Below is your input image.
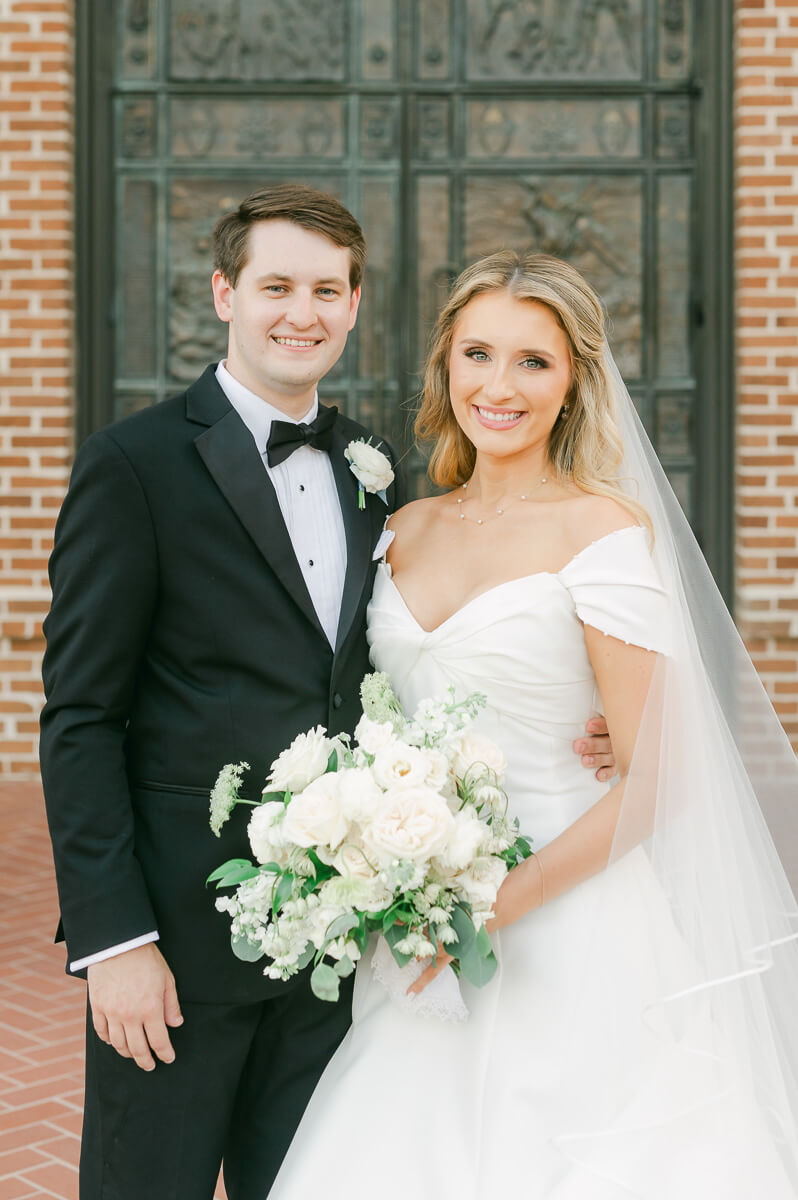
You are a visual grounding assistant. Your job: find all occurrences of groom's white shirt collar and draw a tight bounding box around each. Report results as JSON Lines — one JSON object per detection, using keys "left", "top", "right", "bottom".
{"left": 215, "top": 360, "right": 318, "bottom": 453}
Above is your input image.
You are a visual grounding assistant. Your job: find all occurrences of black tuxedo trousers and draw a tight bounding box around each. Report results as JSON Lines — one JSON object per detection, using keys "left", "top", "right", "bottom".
{"left": 40, "top": 365, "right": 400, "bottom": 1198}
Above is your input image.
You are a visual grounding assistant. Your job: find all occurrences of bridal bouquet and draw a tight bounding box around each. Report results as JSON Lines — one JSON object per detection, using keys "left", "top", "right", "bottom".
{"left": 208, "top": 673, "right": 531, "bottom": 1003}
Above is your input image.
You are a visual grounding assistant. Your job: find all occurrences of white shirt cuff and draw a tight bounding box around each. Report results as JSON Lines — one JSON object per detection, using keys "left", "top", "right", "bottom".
{"left": 70, "top": 931, "right": 160, "bottom": 972}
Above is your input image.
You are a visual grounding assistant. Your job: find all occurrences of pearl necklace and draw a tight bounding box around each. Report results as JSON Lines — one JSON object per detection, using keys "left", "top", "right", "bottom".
{"left": 456, "top": 477, "right": 549, "bottom": 525}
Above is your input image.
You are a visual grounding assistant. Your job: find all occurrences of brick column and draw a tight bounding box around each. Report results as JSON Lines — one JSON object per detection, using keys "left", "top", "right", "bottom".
{"left": 0, "top": 1, "right": 73, "bottom": 778}
{"left": 735, "top": 0, "right": 798, "bottom": 749}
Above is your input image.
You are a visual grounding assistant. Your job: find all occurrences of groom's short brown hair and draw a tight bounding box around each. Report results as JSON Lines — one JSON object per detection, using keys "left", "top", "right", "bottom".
{"left": 213, "top": 183, "right": 366, "bottom": 291}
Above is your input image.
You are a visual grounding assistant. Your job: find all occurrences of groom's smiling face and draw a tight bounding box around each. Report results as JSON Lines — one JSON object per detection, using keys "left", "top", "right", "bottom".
{"left": 212, "top": 219, "right": 361, "bottom": 416}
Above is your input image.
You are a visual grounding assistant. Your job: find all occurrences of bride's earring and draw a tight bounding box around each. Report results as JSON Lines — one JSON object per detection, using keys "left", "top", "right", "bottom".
{"left": 559, "top": 405, "right": 569, "bottom": 421}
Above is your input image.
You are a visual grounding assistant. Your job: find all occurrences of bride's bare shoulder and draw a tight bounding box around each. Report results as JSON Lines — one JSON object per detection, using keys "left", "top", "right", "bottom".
{"left": 557, "top": 493, "right": 641, "bottom": 559}
{"left": 387, "top": 494, "right": 447, "bottom": 537}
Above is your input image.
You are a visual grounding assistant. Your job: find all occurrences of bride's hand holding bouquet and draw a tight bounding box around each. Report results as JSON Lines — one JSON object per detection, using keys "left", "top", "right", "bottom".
{"left": 208, "top": 673, "right": 531, "bottom": 1005}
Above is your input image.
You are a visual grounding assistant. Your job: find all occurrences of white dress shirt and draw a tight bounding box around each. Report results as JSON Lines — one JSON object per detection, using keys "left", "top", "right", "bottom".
{"left": 215, "top": 361, "right": 347, "bottom": 645}
{"left": 70, "top": 361, "right": 349, "bottom": 972}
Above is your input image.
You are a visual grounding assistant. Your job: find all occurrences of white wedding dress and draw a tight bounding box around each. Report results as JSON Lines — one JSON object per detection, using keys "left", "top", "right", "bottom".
{"left": 268, "top": 527, "right": 797, "bottom": 1199}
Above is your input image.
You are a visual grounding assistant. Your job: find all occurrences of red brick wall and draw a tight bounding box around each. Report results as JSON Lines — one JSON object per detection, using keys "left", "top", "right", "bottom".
{"left": 1, "top": 3, "right": 798, "bottom": 775}
{"left": 735, "top": 0, "right": 798, "bottom": 749}
{"left": 0, "top": 1, "right": 73, "bottom": 778}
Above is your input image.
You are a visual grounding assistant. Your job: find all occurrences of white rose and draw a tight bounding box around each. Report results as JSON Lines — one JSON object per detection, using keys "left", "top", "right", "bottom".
{"left": 282, "top": 773, "right": 349, "bottom": 850}
{"left": 372, "top": 742, "right": 431, "bottom": 790}
{"left": 354, "top": 715, "right": 397, "bottom": 756}
{"left": 247, "top": 800, "right": 290, "bottom": 865}
{"left": 420, "top": 747, "right": 453, "bottom": 792}
{"left": 455, "top": 855, "right": 508, "bottom": 911}
{"left": 450, "top": 732, "right": 507, "bottom": 785}
{"left": 337, "top": 767, "right": 383, "bottom": 824}
{"left": 345, "top": 440, "right": 395, "bottom": 492}
{"left": 268, "top": 725, "right": 332, "bottom": 794}
{"left": 435, "top": 807, "right": 485, "bottom": 872}
{"left": 363, "top": 785, "right": 454, "bottom": 864}
{"left": 333, "top": 840, "right": 378, "bottom": 879}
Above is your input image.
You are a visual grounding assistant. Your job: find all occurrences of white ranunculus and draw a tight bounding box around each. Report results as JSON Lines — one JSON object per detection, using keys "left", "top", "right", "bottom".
{"left": 372, "top": 742, "right": 432, "bottom": 791}
{"left": 450, "top": 732, "right": 507, "bottom": 785}
{"left": 435, "top": 807, "right": 485, "bottom": 872}
{"left": 267, "top": 725, "right": 332, "bottom": 794}
{"left": 247, "top": 800, "right": 290, "bottom": 865}
{"left": 363, "top": 785, "right": 454, "bottom": 864}
{"left": 455, "top": 855, "right": 508, "bottom": 911}
{"left": 333, "top": 840, "right": 378, "bottom": 880}
{"left": 345, "top": 439, "right": 395, "bottom": 492}
{"left": 282, "top": 773, "right": 349, "bottom": 850}
{"left": 336, "top": 767, "right": 383, "bottom": 825}
{"left": 354, "top": 715, "right": 397, "bottom": 756}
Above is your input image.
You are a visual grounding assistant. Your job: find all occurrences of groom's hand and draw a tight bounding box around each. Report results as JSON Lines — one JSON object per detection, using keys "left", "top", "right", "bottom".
{"left": 87, "top": 943, "right": 183, "bottom": 1072}
{"left": 573, "top": 716, "right": 616, "bottom": 782}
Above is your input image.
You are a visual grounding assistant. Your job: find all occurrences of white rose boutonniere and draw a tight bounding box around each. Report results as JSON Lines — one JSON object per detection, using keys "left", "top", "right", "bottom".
{"left": 344, "top": 438, "right": 395, "bottom": 510}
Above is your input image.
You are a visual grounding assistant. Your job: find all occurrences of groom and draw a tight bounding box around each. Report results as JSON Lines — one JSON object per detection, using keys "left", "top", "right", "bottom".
{"left": 40, "top": 183, "right": 616, "bottom": 1199}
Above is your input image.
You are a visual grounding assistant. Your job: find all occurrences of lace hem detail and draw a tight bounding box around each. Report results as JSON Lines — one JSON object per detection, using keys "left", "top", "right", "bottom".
{"left": 371, "top": 935, "right": 469, "bottom": 1022}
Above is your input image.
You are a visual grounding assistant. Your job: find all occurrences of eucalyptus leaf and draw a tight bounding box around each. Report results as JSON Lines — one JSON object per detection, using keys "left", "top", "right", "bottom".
{"left": 475, "top": 922, "right": 493, "bottom": 957}
{"left": 334, "top": 955, "right": 355, "bottom": 978}
{"left": 353, "top": 915, "right": 369, "bottom": 953}
{"left": 231, "top": 934, "right": 264, "bottom": 963}
{"left": 297, "top": 941, "right": 316, "bottom": 969}
{"left": 217, "top": 864, "right": 260, "bottom": 888}
{"left": 325, "top": 911, "right": 359, "bottom": 941}
{"left": 206, "top": 858, "right": 251, "bottom": 886}
{"left": 516, "top": 836, "right": 533, "bottom": 859}
{"left": 457, "top": 944, "right": 498, "bottom": 988}
{"left": 383, "top": 923, "right": 413, "bottom": 968}
{"left": 310, "top": 962, "right": 340, "bottom": 1003}
{"left": 326, "top": 748, "right": 338, "bottom": 773}
{"left": 450, "top": 903, "right": 477, "bottom": 957}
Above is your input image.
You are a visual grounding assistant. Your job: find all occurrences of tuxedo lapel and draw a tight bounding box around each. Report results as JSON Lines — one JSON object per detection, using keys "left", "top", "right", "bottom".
{"left": 328, "top": 419, "right": 377, "bottom": 655}
{"left": 188, "top": 369, "right": 326, "bottom": 640}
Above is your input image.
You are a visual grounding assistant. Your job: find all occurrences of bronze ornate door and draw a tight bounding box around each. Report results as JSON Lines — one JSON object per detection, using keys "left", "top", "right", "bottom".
{"left": 78, "top": 0, "right": 733, "bottom": 590}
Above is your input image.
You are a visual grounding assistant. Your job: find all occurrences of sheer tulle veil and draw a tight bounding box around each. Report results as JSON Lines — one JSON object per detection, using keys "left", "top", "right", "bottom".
{"left": 561, "top": 349, "right": 798, "bottom": 1186}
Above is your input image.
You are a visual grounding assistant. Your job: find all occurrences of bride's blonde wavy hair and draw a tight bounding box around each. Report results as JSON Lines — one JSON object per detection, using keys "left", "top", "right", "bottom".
{"left": 415, "top": 251, "right": 650, "bottom": 529}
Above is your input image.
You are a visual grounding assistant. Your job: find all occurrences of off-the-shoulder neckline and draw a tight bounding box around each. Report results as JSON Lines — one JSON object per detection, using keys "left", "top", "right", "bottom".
{"left": 379, "top": 525, "right": 645, "bottom": 635}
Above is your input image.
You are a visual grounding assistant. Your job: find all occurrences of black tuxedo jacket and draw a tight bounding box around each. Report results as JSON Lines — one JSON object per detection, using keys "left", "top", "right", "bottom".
{"left": 40, "top": 365, "right": 402, "bottom": 1004}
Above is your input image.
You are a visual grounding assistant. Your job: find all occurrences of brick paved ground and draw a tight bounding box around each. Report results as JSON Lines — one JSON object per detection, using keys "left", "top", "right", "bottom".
{"left": 0, "top": 782, "right": 227, "bottom": 1200}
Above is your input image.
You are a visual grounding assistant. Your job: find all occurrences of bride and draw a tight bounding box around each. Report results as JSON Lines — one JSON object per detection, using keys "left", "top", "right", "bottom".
{"left": 268, "top": 254, "right": 798, "bottom": 1197}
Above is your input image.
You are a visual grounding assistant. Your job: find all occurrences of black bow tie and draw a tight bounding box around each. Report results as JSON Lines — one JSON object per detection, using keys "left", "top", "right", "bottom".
{"left": 266, "top": 405, "right": 338, "bottom": 467}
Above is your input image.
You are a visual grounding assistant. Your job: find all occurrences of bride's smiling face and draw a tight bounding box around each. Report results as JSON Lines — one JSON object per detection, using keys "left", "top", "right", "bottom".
{"left": 448, "top": 290, "right": 572, "bottom": 462}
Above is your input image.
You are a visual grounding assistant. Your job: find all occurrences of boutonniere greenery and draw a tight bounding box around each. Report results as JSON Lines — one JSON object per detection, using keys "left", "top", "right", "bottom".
{"left": 344, "top": 439, "right": 395, "bottom": 510}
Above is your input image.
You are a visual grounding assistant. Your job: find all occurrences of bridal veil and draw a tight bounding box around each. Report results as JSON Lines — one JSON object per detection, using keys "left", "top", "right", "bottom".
{"left": 558, "top": 350, "right": 798, "bottom": 1187}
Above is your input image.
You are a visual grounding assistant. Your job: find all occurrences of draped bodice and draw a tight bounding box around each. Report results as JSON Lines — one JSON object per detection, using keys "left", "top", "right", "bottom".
{"left": 367, "top": 526, "right": 669, "bottom": 846}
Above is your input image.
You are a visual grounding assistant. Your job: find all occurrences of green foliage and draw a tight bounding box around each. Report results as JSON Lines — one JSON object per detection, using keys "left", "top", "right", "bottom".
{"left": 310, "top": 962, "right": 341, "bottom": 1002}
{"left": 272, "top": 872, "right": 294, "bottom": 913}
{"left": 231, "top": 934, "right": 264, "bottom": 963}
{"left": 325, "top": 911, "right": 360, "bottom": 941}
{"left": 383, "top": 922, "right": 413, "bottom": 968}
{"left": 206, "top": 859, "right": 259, "bottom": 889}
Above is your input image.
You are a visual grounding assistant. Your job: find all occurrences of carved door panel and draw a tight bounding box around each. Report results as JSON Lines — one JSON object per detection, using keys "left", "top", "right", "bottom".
{"left": 101, "top": 0, "right": 725, "bottom": 565}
